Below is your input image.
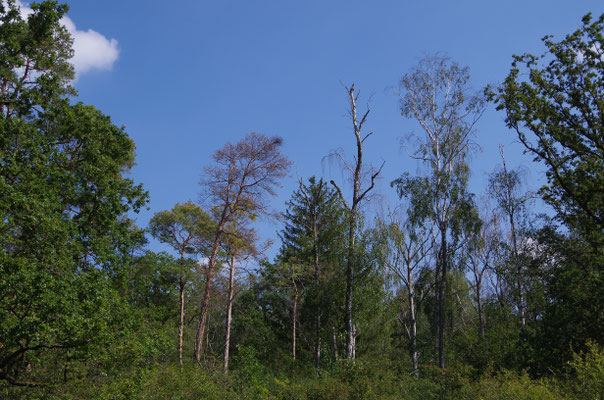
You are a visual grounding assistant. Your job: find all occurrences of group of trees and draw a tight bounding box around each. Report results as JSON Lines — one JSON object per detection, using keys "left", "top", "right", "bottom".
{"left": 1, "top": 2, "right": 602, "bottom": 398}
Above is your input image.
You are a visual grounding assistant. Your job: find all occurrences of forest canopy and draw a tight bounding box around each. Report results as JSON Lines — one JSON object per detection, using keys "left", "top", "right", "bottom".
{"left": 1, "top": 2, "right": 602, "bottom": 399}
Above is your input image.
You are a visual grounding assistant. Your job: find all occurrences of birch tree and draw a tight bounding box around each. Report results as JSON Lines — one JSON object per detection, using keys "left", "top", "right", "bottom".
{"left": 488, "top": 146, "right": 532, "bottom": 332}
{"left": 461, "top": 205, "right": 499, "bottom": 339}
{"left": 393, "top": 56, "right": 485, "bottom": 368}
{"left": 381, "top": 209, "right": 433, "bottom": 376}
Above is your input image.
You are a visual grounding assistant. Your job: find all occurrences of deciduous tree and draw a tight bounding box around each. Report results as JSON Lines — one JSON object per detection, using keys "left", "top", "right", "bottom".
{"left": 149, "top": 202, "right": 214, "bottom": 367}
{"left": 490, "top": 13, "right": 604, "bottom": 243}
{"left": 394, "top": 56, "right": 485, "bottom": 368}
{"left": 194, "top": 132, "right": 291, "bottom": 364}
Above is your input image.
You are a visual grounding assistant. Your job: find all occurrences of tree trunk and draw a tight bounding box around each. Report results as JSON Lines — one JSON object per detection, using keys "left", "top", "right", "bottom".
{"left": 407, "top": 271, "right": 418, "bottom": 377}
{"left": 501, "top": 147, "right": 526, "bottom": 333}
{"left": 178, "top": 248, "right": 186, "bottom": 368}
{"left": 331, "top": 84, "right": 382, "bottom": 361}
{"left": 438, "top": 227, "right": 447, "bottom": 369}
{"left": 510, "top": 213, "right": 526, "bottom": 332}
{"left": 223, "top": 255, "right": 236, "bottom": 374}
{"left": 332, "top": 326, "right": 339, "bottom": 362}
{"left": 194, "top": 234, "right": 222, "bottom": 364}
{"left": 433, "top": 261, "right": 440, "bottom": 365}
{"left": 292, "top": 286, "right": 298, "bottom": 360}
{"left": 476, "top": 279, "right": 484, "bottom": 339}
{"left": 313, "top": 219, "right": 321, "bottom": 369}
{"left": 345, "top": 211, "right": 356, "bottom": 359}
{"left": 178, "top": 276, "right": 185, "bottom": 367}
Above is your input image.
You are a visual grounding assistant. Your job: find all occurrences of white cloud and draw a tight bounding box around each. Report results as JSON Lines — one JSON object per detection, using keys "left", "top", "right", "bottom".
{"left": 61, "top": 17, "right": 119, "bottom": 77}
{"left": 14, "top": 1, "right": 119, "bottom": 78}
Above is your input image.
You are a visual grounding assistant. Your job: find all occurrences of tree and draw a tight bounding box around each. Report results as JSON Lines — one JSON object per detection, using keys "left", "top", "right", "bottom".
{"left": 460, "top": 204, "right": 498, "bottom": 340}
{"left": 279, "top": 176, "right": 343, "bottom": 367}
{"left": 220, "top": 213, "right": 261, "bottom": 374}
{"left": 0, "top": 1, "right": 148, "bottom": 386}
{"left": 380, "top": 208, "right": 433, "bottom": 376}
{"left": 149, "top": 202, "right": 214, "bottom": 367}
{"left": 0, "top": 0, "right": 75, "bottom": 119}
{"left": 194, "top": 132, "right": 291, "bottom": 364}
{"left": 490, "top": 14, "right": 604, "bottom": 374}
{"left": 330, "top": 84, "right": 384, "bottom": 359}
{"left": 393, "top": 56, "right": 485, "bottom": 368}
{"left": 490, "top": 13, "right": 604, "bottom": 243}
{"left": 488, "top": 146, "right": 533, "bottom": 332}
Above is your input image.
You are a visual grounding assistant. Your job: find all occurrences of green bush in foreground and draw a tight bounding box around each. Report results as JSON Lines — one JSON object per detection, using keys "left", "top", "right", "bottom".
{"left": 0, "top": 360, "right": 571, "bottom": 400}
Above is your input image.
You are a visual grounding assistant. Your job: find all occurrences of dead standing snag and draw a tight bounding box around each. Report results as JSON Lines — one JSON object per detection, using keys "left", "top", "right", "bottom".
{"left": 194, "top": 132, "right": 291, "bottom": 364}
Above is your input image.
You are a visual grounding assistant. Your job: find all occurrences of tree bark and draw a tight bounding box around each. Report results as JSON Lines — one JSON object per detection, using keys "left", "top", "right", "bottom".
{"left": 476, "top": 278, "right": 485, "bottom": 339}
{"left": 313, "top": 228, "right": 321, "bottom": 369}
{"left": 331, "top": 84, "right": 383, "bottom": 360}
{"left": 223, "top": 255, "right": 236, "bottom": 373}
{"left": 292, "top": 284, "right": 298, "bottom": 360}
{"left": 433, "top": 261, "right": 440, "bottom": 365}
{"left": 500, "top": 146, "right": 526, "bottom": 332}
{"left": 438, "top": 227, "right": 447, "bottom": 369}
{"left": 407, "top": 270, "right": 418, "bottom": 377}
{"left": 345, "top": 212, "right": 356, "bottom": 360}
{"left": 178, "top": 277, "right": 185, "bottom": 367}
{"left": 178, "top": 248, "right": 186, "bottom": 368}
{"left": 332, "top": 326, "right": 339, "bottom": 362}
{"left": 194, "top": 232, "right": 222, "bottom": 364}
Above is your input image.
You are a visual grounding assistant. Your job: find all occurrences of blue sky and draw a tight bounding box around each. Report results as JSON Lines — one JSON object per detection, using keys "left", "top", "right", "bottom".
{"left": 36, "top": 0, "right": 602, "bottom": 259}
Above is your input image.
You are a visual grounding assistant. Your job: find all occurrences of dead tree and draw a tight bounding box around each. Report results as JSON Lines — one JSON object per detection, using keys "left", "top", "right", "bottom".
{"left": 330, "top": 84, "right": 384, "bottom": 360}
{"left": 194, "top": 132, "right": 291, "bottom": 364}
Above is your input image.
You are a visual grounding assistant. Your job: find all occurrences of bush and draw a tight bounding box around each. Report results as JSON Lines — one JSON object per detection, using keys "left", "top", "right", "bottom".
{"left": 565, "top": 341, "right": 604, "bottom": 400}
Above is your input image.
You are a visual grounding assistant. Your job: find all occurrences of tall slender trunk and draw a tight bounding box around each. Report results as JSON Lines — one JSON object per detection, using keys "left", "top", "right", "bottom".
{"left": 438, "top": 227, "right": 447, "bottom": 369}
{"left": 223, "top": 254, "right": 236, "bottom": 373}
{"left": 345, "top": 211, "right": 356, "bottom": 359}
{"left": 332, "top": 326, "right": 339, "bottom": 362}
{"left": 476, "top": 278, "right": 484, "bottom": 339}
{"left": 501, "top": 147, "right": 526, "bottom": 332}
{"left": 510, "top": 213, "right": 526, "bottom": 332}
{"left": 194, "top": 233, "right": 222, "bottom": 364}
{"left": 292, "top": 284, "right": 298, "bottom": 360}
{"left": 433, "top": 261, "right": 440, "bottom": 365}
{"left": 313, "top": 219, "right": 321, "bottom": 369}
{"left": 178, "top": 248, "right": 186, "bottom": 368}
{"left": 407, "top": 270, "right": 418, "bottom": 377}
{"left": 178, "top": 277, "right": 185, "bottom": 367}
{"left": 331, "top": 84, "right": 382, "bottom": 361}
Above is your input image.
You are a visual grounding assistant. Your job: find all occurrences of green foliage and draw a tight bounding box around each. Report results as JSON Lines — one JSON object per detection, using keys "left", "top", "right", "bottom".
{"left": 490, "top": 13, "right": 604, "bottom": 242}
{"left": 565, "top": 341, "right": 604, "bottom": 400}
{"left": 0, "top": 0, "right": 148, "bottom": 387}
{"left": 0, "top": 0, "right": 75, "bottom": 118}
{"left": 149, "top": 202, "right": 215, "bottom": 259}
{"left": 1, "top": 4, "right": 601, "bottom": 398}
{"left": 524, "top": 225, "right": 604, "bottom": 374}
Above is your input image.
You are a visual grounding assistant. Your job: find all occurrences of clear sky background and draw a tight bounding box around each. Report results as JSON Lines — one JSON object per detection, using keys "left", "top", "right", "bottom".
{"left": 28, "top": 0, "right": 603, "bottom": 259}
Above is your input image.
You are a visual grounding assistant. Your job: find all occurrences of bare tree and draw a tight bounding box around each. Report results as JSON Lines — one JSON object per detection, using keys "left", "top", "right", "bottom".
{"left": 194, "top": 132, "right": 291, "bottom": 364}
{"left": 330, "top": 84, "right": 384, "bottom": 359}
